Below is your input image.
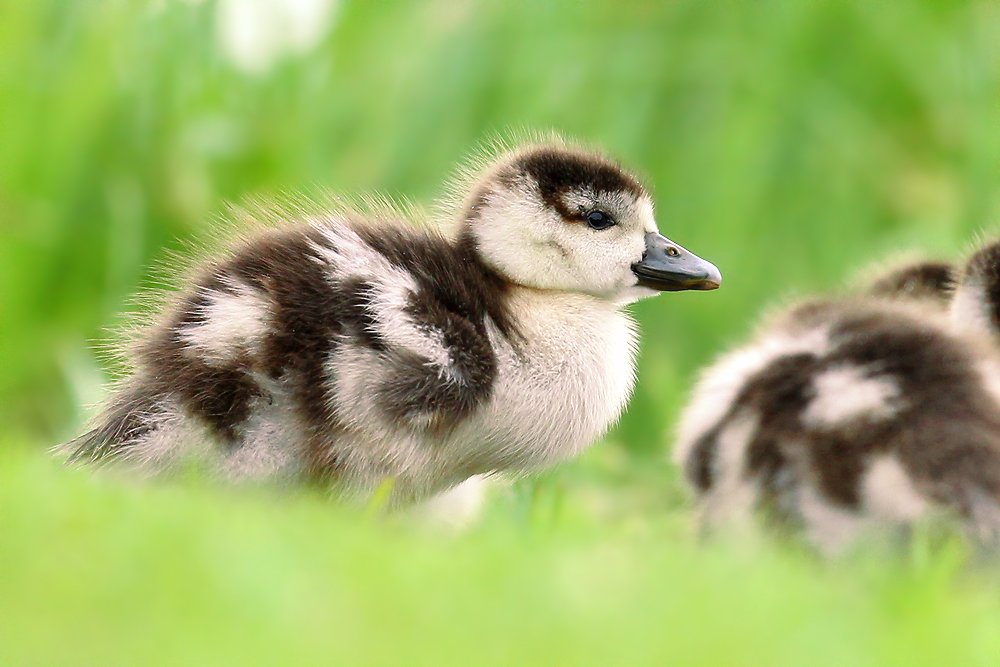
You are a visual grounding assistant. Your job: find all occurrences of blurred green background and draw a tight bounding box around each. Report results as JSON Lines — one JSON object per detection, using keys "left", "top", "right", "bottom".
{"left": 4, "top": 1, "right": 1000, "bottom": 665}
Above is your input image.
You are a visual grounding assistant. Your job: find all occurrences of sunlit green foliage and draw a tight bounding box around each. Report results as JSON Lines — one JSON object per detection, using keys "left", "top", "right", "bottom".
{"left": 3, "top": 1, "right": 1000, "bottom": 664}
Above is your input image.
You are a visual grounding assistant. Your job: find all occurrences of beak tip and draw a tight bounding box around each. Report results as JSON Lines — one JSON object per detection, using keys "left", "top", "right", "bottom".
{"left": 702, "top": 264, "right": 723, "bottom": 290}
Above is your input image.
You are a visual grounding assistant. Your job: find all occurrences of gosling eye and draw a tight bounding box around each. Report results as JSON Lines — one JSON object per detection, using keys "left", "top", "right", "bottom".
{"left": 585, "top": 210, "right": 616, "bottom": 230}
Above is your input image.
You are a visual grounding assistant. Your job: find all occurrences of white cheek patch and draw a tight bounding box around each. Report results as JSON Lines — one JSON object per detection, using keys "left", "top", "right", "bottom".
{"left": 572, "top": 230, "right": 646, "bottom": 298}
{"left": 800, "top": 365, "right": 902, "bottom": 429}
{"left": 549, "top": 189, "right": 652, "bottom": 298}
{"left": 472, "top": 180, "right": 569, "bottom": 289}
{"left": 179, "top": 281, "right": 271, "bottom": 364}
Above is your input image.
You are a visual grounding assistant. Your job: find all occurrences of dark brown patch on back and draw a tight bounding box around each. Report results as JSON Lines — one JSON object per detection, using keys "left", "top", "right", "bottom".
{"left": 70, "top": 215, "right": 520, "bottom": 481}
{"left": 125, "top": 226, "right": 340, "bottom": 450}
{"left": 168, "top": 352, "right": 262, "bottom": 444}
{"left": 339, "top": 277, "right": 388, "bottom": 352}
{"left": 139, "top": 301, "right": 264, "bottom": 445}
{"left": 869, "top": 261, "right": 955, "bottom": 303}
{"left": 354, "top": 223, "right": 517, "bottom": 428}
{"left": 685, "top": 353, "right": 819, "bottom": 494}
{"left": 226, "top": 227, "right": 345, "bottom": 434}
{"left": 356, "top": 223, "right": 519, "bottom": 342}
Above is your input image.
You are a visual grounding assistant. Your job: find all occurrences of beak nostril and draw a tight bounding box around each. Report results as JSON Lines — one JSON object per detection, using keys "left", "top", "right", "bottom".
{"left": 666, "top": 246, "right": 680, "bottom": 257}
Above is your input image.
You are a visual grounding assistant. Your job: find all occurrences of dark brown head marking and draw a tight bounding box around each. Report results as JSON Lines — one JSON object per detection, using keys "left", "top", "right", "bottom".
{"left": 512, "top": 147, "right": 645, "bottom": 222}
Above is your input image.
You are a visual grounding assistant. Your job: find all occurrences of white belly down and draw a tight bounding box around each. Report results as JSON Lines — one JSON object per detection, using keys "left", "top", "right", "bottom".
{"left": 433, "top": 291, "right": 639, "bottom": 487}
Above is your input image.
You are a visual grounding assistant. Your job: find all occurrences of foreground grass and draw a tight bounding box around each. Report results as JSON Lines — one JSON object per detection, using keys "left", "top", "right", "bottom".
{"left": 3, "top": 444, "right": 1000, "bottom": 666}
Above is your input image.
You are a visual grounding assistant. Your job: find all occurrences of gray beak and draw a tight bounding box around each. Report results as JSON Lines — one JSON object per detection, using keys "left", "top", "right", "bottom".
{"left": 631, "top": 232, "right": 722, "bottom": 292}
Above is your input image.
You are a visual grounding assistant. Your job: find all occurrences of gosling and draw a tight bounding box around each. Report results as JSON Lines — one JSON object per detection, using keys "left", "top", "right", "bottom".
{"left": 67, "top": 140, "right": 721, "bottom": 506}
{"left": 674, "top": 251, "right": 1000, "bottom": 554}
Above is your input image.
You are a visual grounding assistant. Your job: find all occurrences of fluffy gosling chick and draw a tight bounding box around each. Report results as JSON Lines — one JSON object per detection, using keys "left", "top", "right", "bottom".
{"left": 675, "top": 255, "right": 1000, "bottom": 554}
{"left": 68, "top": 142, "right": 721, "bottom": 505}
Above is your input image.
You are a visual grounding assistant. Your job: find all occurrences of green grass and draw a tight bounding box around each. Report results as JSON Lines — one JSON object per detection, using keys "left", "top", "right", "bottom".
{"left": 5, "top": 0, "right": 1000, "bottom": 663}
{"left": 3, "top": 444, "right": 1000, "bottom": 666}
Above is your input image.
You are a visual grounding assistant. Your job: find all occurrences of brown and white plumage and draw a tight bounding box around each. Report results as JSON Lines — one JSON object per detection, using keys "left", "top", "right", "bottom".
{"left": 66, "top": 139, "right": 721, "bottom": 506}
{"left": 675, "top": 248, "right": 1000, "bottom": 554}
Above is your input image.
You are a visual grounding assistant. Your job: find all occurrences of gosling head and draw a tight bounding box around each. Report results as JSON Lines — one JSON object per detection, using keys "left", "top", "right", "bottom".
{"left": 460, "top": 144, "right": 721, "bottom": 302}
